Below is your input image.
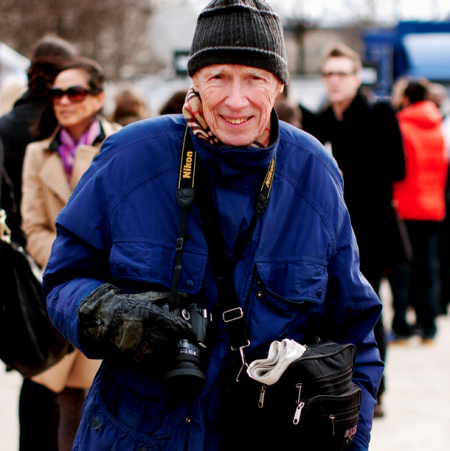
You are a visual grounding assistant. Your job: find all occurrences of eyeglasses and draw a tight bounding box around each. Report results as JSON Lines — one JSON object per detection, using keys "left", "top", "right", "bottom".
{"left": 322, "top": 71, "right": 356, "bottom": 79}
{"left": 49, "top": 86, "right": 92, "bottom": 103}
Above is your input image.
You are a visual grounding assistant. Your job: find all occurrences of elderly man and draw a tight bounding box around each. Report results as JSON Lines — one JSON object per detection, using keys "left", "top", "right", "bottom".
{"left": 43, "top": 1, "right": 382, "bottom": 450}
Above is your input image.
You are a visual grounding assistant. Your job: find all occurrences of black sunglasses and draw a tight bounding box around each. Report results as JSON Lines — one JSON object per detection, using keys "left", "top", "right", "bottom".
{"left": 49, "top": 86, "right": 92, "bottom": 103}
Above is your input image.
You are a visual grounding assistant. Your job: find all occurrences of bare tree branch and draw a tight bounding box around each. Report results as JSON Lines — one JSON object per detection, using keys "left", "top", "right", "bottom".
{"left": 0, "top": 0, "right": 156, "bottom": 80}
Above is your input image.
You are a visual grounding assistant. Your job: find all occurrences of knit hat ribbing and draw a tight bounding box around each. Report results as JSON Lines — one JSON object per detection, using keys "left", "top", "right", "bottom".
{"left": 187, "top": 0, "right": 289, "bottom": 84}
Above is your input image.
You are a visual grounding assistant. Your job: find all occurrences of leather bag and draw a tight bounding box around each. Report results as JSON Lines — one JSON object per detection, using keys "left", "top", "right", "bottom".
{"left": 0, "top": 209, "right": 71, "bottom": 377}
{"left": 219, "top": 341, "right": 361, "bottom": 451}
{"left": 258, "top": 341, "right": 361, "bottom": 450}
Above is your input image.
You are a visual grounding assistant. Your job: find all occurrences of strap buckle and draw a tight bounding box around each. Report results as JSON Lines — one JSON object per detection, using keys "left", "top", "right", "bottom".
{"left": 222, "top": 307, "right": 243, "bottom": 323}
{"left": 175, "top": 238, "right": 184, "bottom": 251}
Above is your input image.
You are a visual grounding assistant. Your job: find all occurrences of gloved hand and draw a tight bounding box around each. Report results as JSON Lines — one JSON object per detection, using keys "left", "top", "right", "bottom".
{"left": 78, "top": 283, "right": 192, "bottom": 361}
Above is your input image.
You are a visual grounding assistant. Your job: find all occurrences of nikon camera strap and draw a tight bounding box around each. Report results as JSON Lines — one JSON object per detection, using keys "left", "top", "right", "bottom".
{"left": 170, "top": 126, "right": 276, "bottom": 376}
{"left": 167, "top": 127, "right": 197, "bottom": 310}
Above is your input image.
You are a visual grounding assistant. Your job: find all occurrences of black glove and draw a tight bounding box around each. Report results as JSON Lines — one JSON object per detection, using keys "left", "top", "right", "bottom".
{"left": 78, "top": 283, "right": 192, "bottom": 361}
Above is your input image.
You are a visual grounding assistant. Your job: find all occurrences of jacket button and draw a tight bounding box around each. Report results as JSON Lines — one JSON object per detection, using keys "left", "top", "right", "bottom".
{"left": 90, "top": 415, "right": 102, "bottom": 432}
{"left": 117, "top": 264, "right": 126, "bottom": 273}
{"left": 256, "top": 291, "right": 264, "bottom": 299}
{"left": 193, "top": 418, "right": 200, "bottom": 427}
{"left": 186, "top": 280, "right": 194, "bottom": 289}
{"left": 186, "top": 417, "right": 191, "bottom": 424}
{"left": 316, "top": 289, "right": 323, "bottom": 298}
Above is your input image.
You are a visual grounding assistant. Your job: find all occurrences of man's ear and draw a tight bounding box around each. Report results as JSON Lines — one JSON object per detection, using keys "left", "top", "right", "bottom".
{"left": 192, "top": 74, "right": 199, "bottom": 91}
{"left": 279, "top": 84, "right": 284, "bottom": 94}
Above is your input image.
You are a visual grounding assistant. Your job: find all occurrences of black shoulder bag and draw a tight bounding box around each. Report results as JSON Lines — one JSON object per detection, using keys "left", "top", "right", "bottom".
{"left": 0, "top": 210, "right": 71, "bottom": 377}
{"left": 175, "top": 128, "right": 362, "bottom": 451}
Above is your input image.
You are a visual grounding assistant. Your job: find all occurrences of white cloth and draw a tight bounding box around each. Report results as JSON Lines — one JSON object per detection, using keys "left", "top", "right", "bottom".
{"left": 247, "top": 339, "right": 307, "bottom": 386}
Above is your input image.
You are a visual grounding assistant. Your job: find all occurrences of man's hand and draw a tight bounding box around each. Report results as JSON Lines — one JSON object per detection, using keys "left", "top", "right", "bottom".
{"left": 78, "top": 284, "right": 192, "bottom": 361}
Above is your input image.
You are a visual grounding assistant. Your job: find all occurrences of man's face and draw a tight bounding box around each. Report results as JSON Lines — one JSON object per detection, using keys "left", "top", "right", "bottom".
{"left": 321, "top": 57, "right": 360, "bottom": 104}
{"left": 192, "top": 64, "right": 284, "bottom": 147}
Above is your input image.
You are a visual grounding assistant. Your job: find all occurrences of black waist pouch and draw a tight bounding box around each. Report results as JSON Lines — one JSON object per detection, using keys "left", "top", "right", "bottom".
{"left": 217, "top": 341, "right": 361, "bottom": 451}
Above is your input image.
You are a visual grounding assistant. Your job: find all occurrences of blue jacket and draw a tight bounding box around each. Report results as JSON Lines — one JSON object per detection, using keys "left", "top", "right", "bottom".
{"left": 43, "top": 113, "right": 383, "bottom": 451}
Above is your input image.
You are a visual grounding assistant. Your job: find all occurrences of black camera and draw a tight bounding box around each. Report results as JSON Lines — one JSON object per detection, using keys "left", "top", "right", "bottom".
{"left": 162, "top": 302, "right": 210, "bottom": 394}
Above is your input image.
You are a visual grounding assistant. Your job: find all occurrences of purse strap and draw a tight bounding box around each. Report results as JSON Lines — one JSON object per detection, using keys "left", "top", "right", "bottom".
{"left": 170, "top": 127, "right": 276, "bottom": 378}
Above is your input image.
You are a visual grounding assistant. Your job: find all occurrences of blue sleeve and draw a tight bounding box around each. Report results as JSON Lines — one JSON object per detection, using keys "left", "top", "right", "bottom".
{"left": 326, "top": 215, "right": 384, "bottom": 449}
{"left": 42, "top": 143, "right": 115, "bottom": 358}
{"left": 43, "top": 226, "right": 108, "bottom": 359}
{"left": 347, "top": 434, "right": 369, "bottom": 451}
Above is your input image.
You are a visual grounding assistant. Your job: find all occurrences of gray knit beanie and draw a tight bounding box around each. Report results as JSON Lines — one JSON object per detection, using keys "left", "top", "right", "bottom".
{"left": 187, "top": 0, "right": 289, "bottom": 84}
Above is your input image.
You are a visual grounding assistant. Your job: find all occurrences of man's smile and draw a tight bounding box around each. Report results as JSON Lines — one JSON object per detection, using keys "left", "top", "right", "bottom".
{"left": 222, "top": 116, "right": 250, "bottom": 125}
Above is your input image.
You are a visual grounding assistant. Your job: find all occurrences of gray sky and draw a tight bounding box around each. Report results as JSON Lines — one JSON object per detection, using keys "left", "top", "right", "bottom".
{"left": 191, "top": 0, "right": 450, "bottom": 24}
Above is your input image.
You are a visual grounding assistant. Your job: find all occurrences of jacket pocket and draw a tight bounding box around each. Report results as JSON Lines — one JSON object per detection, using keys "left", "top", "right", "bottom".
{"left": 256, "top": 258, "right": 328, "bottom": 303}
{"left": 109, "top": 240, "right": 208, "bottom": 295}
{"left": 76, "top": 395, "right": 168, "bottom": 451}
{"left": 247, "top": 259, "right": 328, "bottom": 347}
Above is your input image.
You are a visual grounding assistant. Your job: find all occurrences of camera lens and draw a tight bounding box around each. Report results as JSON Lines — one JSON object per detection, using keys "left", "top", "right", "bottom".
{"left": 162, "top": 339, "right": 206, "bottom": 395}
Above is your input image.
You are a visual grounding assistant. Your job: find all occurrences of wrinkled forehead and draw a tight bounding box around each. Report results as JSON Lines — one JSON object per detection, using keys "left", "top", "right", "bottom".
{"left": 194, "top": 64, "right": 279, "bottom": 80}
{"left": 322, "top": 57, "right": 356, "bottom": 74}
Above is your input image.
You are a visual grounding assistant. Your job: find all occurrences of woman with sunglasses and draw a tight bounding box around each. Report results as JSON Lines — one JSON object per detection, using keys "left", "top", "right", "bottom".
{"left": 20, "top": 56, "right": 120, "bottom": 451}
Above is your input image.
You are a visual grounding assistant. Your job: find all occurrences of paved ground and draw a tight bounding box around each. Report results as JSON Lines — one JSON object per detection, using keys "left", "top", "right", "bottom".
{"left": 1, "top": 280, "right": 449, "bottom": 450}
{"left": 370, "top": 281, "right": 450, "bottom": 451}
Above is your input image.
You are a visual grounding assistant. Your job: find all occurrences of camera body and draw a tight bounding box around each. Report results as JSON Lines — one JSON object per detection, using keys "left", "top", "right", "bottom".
{"left": 162, "top": 302, "right": 211, "bottom": 394}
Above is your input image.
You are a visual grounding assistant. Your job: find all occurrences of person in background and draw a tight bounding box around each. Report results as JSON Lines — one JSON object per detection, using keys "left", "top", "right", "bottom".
{"left": 0, "top": 34, "right": 76, "bottom": 451}
{"left": 0, "top": 137, "right": 22, "bottom": 242}
{"left": 0, "top": 35, "right": 77, "bottom": 227}
{"left": 274, "top": 83, "right": 302, "bottom": 127}
{"left": 391, "top": 77, "right": 411, "bottom": 112}
{"left": 159, "top": 89, "right": 188, "bottom": 115}
{"left": 299, "top": 43, "right": 406, "bottom": 418}
{"left": 110, "top": 85, "right": 148, "bottom": 126}
{"left": 20, "top": 56, "right": 120, "bottom": 451}
{"left": 0, "top": 75, "right": 27, "bottom": 117}
{"left": 392, "top": 81, "right": 448, "bottom": 341}
{"left": 428, "top": 83, "right": 450, "bottom": 315}
{"left": 275, "top": 101, "right": 302, "bottom": 128}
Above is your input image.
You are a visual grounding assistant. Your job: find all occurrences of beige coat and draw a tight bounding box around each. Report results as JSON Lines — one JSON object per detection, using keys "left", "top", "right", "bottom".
{"left": 21, "top": 118, "right": 121, "bottom": 392}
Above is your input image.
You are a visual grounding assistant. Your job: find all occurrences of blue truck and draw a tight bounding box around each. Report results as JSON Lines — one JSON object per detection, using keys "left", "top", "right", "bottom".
{"left": 363, "top": 21, "right": 450, "bottom": 94}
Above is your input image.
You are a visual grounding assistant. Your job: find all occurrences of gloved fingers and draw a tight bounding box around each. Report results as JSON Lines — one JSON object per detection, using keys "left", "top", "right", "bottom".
{"left": 133, "top": 304, "right": 192, "bottom": 339}
{"left": 115, "top": 305, "right": 192, "bottom": 361}
{"left": 121, "top": 291, "right": 170, "bottom": 303}
{"left": 115, "top": 316, "right": 148, "bottom": 361}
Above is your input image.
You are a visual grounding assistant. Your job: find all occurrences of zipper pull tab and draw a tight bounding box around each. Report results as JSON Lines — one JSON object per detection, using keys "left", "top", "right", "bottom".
{"left": 296, "top": 383, "right": 302, "bottom": 405}
{"left": 293, "top": 383, "right": 304, "bottom": 425}
{"left": 258, "top": 385, "right": 266, "bottom": 409}
{"left": 293, "top": 402, "right": 305, "bottom": 425}
{"left": 330, "top": 414, "right": 336, "bottom": 436}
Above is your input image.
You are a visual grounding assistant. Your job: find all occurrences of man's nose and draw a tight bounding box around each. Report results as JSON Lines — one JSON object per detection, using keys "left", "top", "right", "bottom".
{"left": 224, "top": 81, "right": 249, "bottom": 110}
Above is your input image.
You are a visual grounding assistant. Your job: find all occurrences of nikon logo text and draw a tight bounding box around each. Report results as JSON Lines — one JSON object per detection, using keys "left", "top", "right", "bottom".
{"left": 183, "top": 151, "right": 194, "bottom": 178}
{"left": 265, "top": 160, "right": 275, "bottom": 188}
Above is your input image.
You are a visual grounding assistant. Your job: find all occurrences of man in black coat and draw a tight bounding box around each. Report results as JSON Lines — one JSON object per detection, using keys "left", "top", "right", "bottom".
{"left": 0, "top": 93, "right": 48, "bottom": 219}
{"left": 300, "top": 43, "right": 406, "bottom": 417}
{"left": 0, "top": 35, "right": 76, "bottom": 451}
{"left": 0, "top": 137, "right": 21, "bottom": 241}
{"left": 0, "top": 35, "right": 76, "bottom": 225}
